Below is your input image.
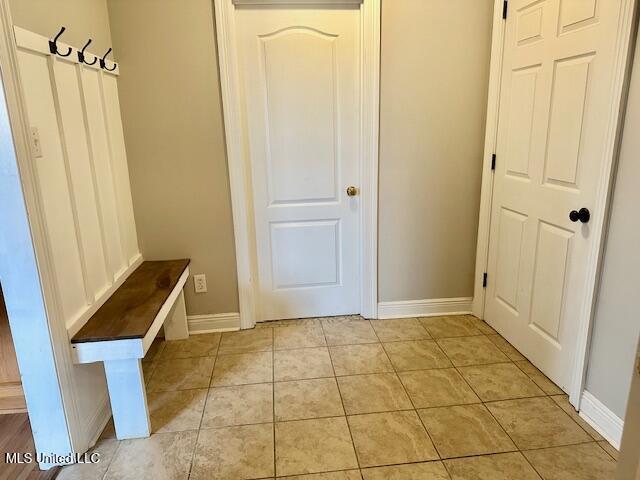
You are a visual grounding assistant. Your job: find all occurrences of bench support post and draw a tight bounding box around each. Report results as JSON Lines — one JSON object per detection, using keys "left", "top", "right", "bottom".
{"left": 164, "top": 290, "right": 189, "bottom": 341}
{"left": 103, "top": 358, "right": 151, "bottom": 440}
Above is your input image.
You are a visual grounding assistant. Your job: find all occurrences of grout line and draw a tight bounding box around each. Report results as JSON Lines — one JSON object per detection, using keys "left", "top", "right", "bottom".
{"left": 321, "top": 318, "right": 363, "bottom": 472}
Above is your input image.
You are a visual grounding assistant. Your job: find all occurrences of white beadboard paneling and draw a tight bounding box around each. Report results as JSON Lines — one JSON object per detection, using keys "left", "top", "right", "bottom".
{"left": 16, "top": 50, "right": 87, "bottom": 322}
{"left": 101, "top": 74, "right": 139, "bottom": 265}
{"left": 81, "top": 67, "right": 127, "bottom": 280}
{"left": 14, "top": 26, "right": 141, "bottom": 334}
{"left": 52, "top": 59, "right": 110, "bottom": 302}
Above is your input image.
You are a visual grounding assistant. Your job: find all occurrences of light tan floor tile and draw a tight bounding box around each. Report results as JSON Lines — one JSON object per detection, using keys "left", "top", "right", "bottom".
{"left": 191, "top": 423, "right": 274, "bottom": 480}
{"left": 281, "top": 470, "right": 362, "bottom": 480}
{"left": 58, "top": 439, "right": 119, "bottom": 480}
{"left": 275, "top": 378, "right": 344, "bottom": 421}
{"left": 211, "top": 351, "right": 273, "bottom": 386}
{"left": 143, "top": 338, "right": 165, "bottom": 363}
{"left": 321, "top": 317, "right": 378, "bottom": 345}
{"left": 148, "top": 388, "right": 207, "bottom": 433}
{"left": 275, "top": 417, "right": 358, "bottom": 476}
{"left": 418, "top": 404, "right": 516, "bottom": 459}
{"left": 337, "top": 373, "right": 412, "bottom": 414}
{"left": 467, "top": 316, "right": 497, "bottom": 335}
{"left": 399, "top": 369, "right": 480, "bottom": 408}
{"left": 486, "top": 397, "right": 592, "bottom": 450}
{"left": 147, "top": 357, "right": 215, "bottom": 392}
{"left": 104, "top": 431, "right": 197, "bottom": 480}
{"left": 143, "top": 360, "right": 158, "bottom": 383}
{"left": 275, "top": 324, "right": 327, "bottom": 350}
{"left": 383, "top": 340, "right": 452, "bottom": 371}
{"left": 274, "top": 347, "right": 334, "bottom": 381}
{"left": 348, "top": 411, "right": 439, "bottom": 467}
{"left": 159, "top": 333, "right": 220, "bottom": 360}
{"left": 437, "top": 336, "right": 509, "bottom": 366}
{"left": 598, "top": 440, "right": 619, "bottom": 460}
{"left": 419, "top": 316, "right": 482, "bottom": 338}
{"left": 202, "top": 383, "right": 273, "bottom": 428}
{"left": 370, "top": 318, "right": 431, "bottom": 342}
{"left": 218, "top": 328, "right": 273, "bottom": 354}
{"left": 362, "top": 461, "right": 450, "bottom": 480}
{"left": 487, "top": 334, "right": 526, "bottom": 361}
{"left": 523, "top": 443, "right": 616, "bottom": 480}
{"left": 445, "top": 452, "right": 541, "bottom": 480}
{"left": 458, "top": 363, "right": 545, "bottom": 401}
{"left": 515, "top": 360, "right": 564, "bottom": 395}
{"left": 550, "top": 395, "right": 604, "bottom": 441}
{"left": 330, "top": 344, "right": 393, "bottom": 376}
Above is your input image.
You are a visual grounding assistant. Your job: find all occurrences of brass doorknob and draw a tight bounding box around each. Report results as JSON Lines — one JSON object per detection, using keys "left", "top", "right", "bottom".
{"left": 346, "top": 186, "right": 359, "bottom": 197}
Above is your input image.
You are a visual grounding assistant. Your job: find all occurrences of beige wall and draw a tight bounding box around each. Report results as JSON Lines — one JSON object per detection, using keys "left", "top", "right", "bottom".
{"left": 9, "top": 0, "right": 112, "bottom": 53}
{"left": 106, "top": 0, "right": 493, "bottom": 316}
{"left": 107, "top": 0, "right": 239, "bottom": 316}
{"left": 585, "top": 25, "right": 640, "bottom": 419}
{"left": 378, "top": 0, "right": 493, "bottom": 302}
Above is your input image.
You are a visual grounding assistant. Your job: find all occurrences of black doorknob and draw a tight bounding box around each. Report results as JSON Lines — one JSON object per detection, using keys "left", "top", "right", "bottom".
{"left": 569, "top": 208, "right": 591, "bottom": 223}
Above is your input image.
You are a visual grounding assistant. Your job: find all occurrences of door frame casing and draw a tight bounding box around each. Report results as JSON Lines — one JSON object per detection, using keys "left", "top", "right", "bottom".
{"left": 214, "top": 0, "right": 380, "bottom": 328}
{"left": 473, "top": 0, "right": 639, "bottom": 407}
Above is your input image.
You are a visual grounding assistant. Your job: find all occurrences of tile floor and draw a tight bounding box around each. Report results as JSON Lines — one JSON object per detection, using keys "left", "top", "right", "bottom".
{"left": 58, "top": 315, "right": 618, "bottom": 480}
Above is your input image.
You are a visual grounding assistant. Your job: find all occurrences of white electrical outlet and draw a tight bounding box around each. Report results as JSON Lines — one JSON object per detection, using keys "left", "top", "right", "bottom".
{"left": 194, "top": 274, "right": 208, "bottom": 293}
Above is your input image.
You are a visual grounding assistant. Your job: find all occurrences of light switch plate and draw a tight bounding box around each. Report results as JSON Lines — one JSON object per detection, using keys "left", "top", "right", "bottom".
{"left": 30, "top": 127, "right": 43, "bottom": 158}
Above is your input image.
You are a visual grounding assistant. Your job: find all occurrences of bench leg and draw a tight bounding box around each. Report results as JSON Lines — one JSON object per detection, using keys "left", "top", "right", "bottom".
{"left": 103, "top": 358, "right": 151, "bottom": 440}
{"left": 164, "top": 290, "right": 189, "bottom": 341}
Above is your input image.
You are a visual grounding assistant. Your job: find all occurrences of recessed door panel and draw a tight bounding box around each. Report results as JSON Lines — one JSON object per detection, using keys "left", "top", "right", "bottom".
{"left": 544, "top": 55, "right": 593, "bottom": 188}
{"left": 505, "top": 66, "right": 539, "bottom": 179}
{"left": 495, "top": 208, "right": 528, "bottom": 312}
{"left": 262, "top": 29, "right": 338, "bottom": 205}
{"left": 271, "top": 220, "right": 339, "bottom": 289}
{"left": 529, "top": 221, "right": 573, "bottom": 343}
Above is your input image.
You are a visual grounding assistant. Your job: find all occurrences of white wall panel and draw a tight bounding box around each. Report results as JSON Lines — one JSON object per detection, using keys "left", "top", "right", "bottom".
{"left": 14, "top": 27, "right": 141, "bottom": 332}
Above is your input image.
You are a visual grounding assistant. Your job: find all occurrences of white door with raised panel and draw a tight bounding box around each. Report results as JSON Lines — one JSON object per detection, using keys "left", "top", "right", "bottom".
{"left": 485, "top": 0, "right": 626, "bottom": 390}
{"left": 236, "top": 6, "right": 361, "bottom": 321}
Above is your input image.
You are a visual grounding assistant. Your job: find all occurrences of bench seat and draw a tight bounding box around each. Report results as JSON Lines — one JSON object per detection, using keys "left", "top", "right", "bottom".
{"left": 70, "top": 259, "right": 191, "bottom": 440}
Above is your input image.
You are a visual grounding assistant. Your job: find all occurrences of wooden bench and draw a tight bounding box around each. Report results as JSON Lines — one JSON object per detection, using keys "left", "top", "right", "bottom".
{"left": 71, "top": 259, "right": 190, "bottom": 440}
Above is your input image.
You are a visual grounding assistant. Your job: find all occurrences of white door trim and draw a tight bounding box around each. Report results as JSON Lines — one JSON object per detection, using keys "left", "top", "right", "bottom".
{"left": 214, "top": 0, "right": 380, "bottom": 328}
{"left": 473, "top": 0, "right": 638, "bottom": 408}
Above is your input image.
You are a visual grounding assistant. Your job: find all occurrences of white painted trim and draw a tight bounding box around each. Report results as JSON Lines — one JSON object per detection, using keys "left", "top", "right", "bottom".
{"left": 188, "top": 313, "right": 241, "bottom": 334}
{"left": 472, "top": 0, "right": 507, "bottom": 320}
{"left": 580, "top": 391, "right": 624, "bottom": 450}
{"left": 377, "top": 297, "right": 473, "bottom": 320}
{"left": 472, "top": 0, "right": 638, "bottom": 408}
{"left": 214, "top": 0, "right": 380, "bottom": 327}
{"left": 0, "top": 0, "right": 81, "bottom": 467}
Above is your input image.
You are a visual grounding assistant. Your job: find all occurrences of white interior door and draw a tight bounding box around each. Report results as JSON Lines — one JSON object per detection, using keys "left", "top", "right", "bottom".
{"left": 236, "top": 5, "right": 361, "bottom": 321}
{"left": 485, "top": 0, "right": 627, "bottom": 390}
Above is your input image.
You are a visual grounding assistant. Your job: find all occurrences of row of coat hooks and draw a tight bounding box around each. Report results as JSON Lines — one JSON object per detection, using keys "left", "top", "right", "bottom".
{"left": 49, "top": 26, "right": 117, "bottom": 72}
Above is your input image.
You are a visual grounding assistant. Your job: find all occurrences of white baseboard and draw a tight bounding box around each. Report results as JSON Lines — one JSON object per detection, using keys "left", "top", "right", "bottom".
{"left": 377, "top": 297, "right": 473, "bottom": 319}
{"left": 579, "top": 390, "right": 624, "bottom": 450}
{"left": 188, "top": 313, "right": 241, "bottom": 334}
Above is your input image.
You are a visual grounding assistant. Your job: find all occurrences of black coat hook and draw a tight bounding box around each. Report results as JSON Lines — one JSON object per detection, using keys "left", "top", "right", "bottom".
{"left": 99, "top": 48, "right": 117, "bottom": 72}
{"left": 78, "top": 39, "right": 97, "bottom": 65}
{"left": 49, "top": 26, "right": 72, "bottom": 57}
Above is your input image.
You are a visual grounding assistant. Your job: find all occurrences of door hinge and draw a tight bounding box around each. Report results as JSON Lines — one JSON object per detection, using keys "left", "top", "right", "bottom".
{"left": 483, "top": 273, "right": 488, "bottom": 288}
{"left": 491, "top": 154, "right": 496, "bottom": 171}
{"left": 502, "top": 0, "right": 509, "bottom": 19}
